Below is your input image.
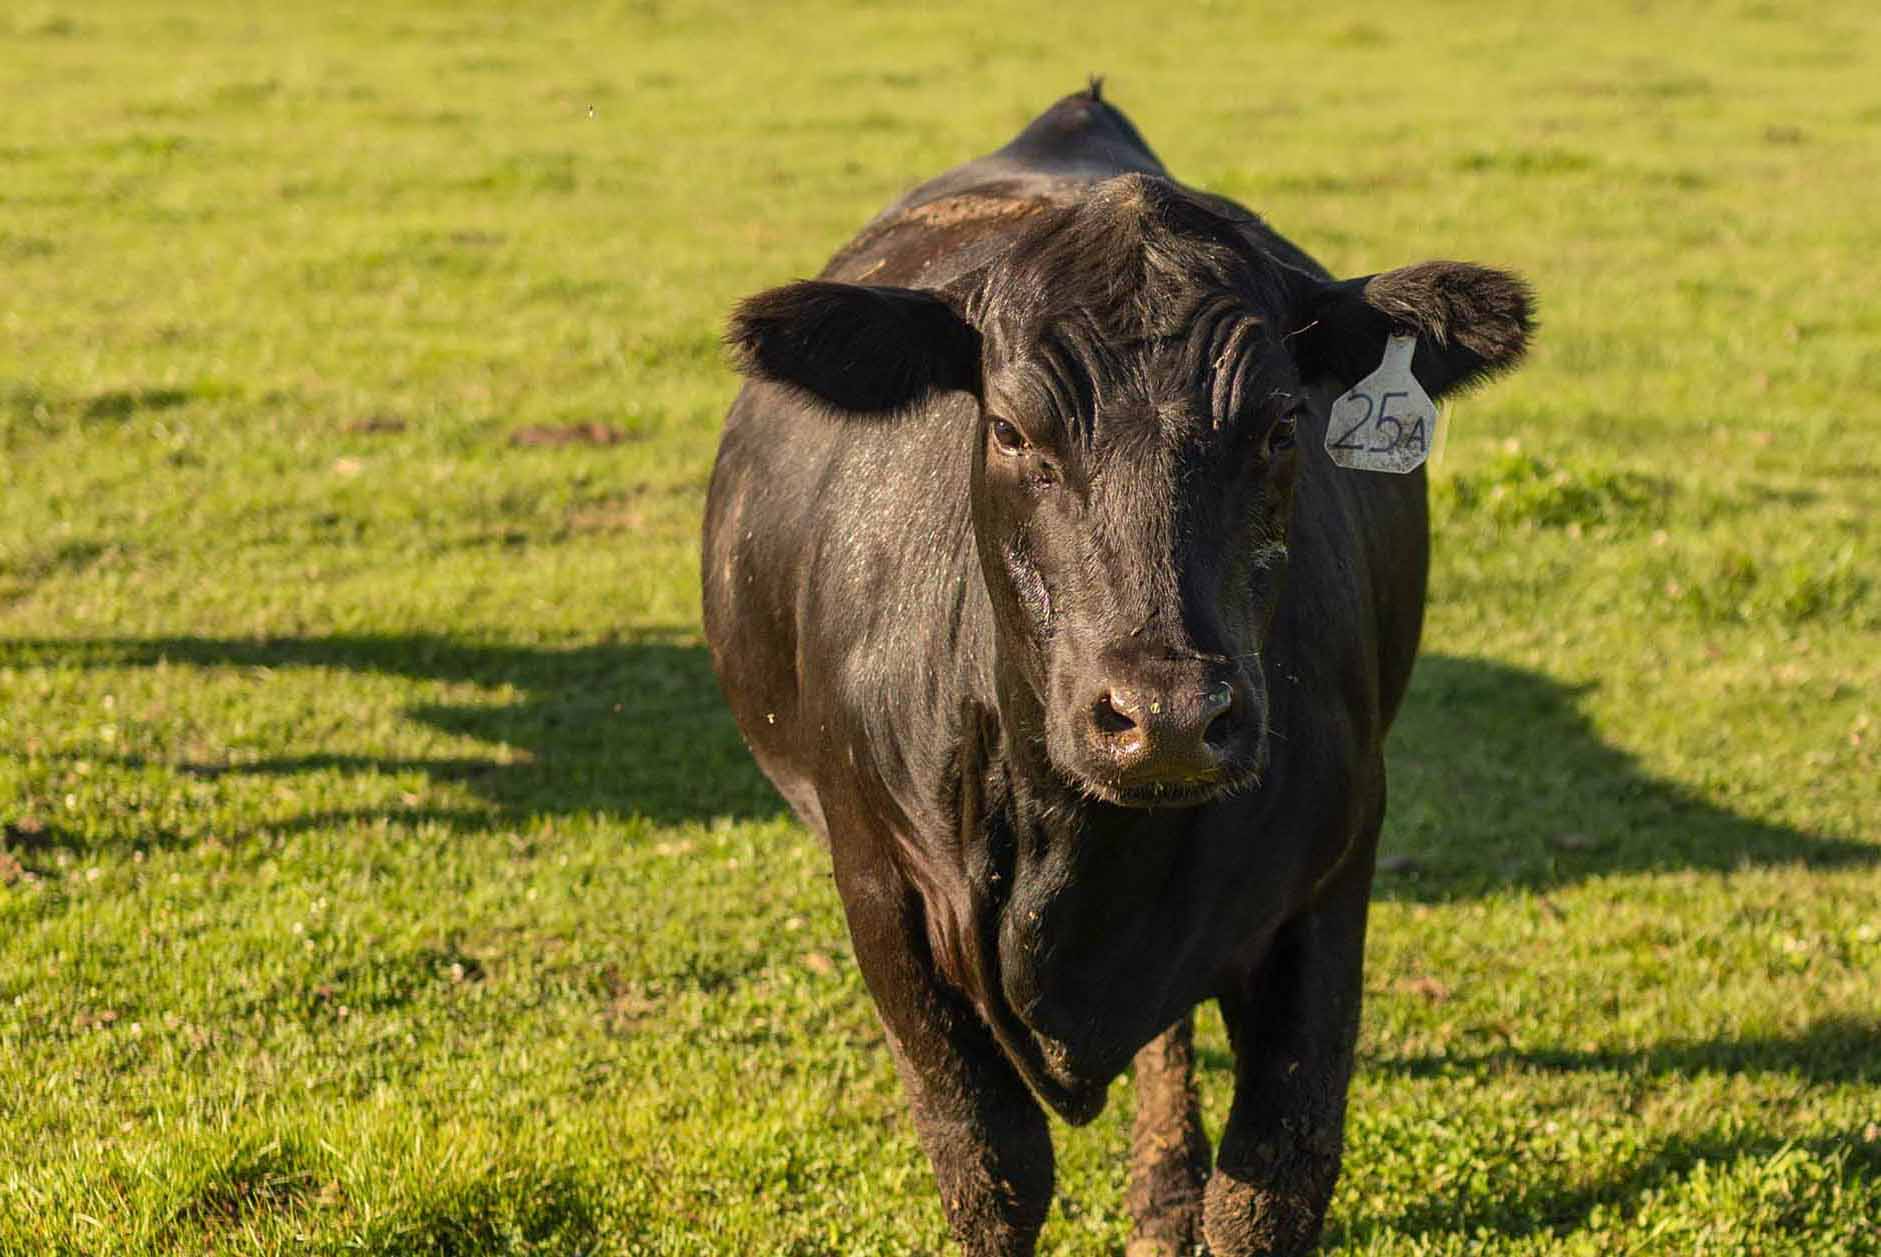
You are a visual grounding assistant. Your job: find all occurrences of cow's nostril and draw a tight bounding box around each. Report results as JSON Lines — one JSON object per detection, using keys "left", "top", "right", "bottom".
{"left": 1201, "top": 681, "right": 1233, "bottom": 718}
{"left": 1092, "top": 692, "right": 1138, "bottom": 736}
{"left": 1201, "top": 682, "right": 1237, "bottom": 747}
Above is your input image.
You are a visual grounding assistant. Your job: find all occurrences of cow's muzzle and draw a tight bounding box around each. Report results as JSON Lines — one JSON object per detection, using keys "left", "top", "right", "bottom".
{"left": 1071, "top": 657, "right": 1266, "bottom": 806}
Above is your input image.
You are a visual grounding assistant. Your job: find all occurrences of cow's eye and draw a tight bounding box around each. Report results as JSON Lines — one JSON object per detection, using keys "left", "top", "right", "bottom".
{"left": 1266, "top": 412, "right": 1300, "bottom": 455}
{"left": 989, "top": 417, "right": 1027, "bottom": 454}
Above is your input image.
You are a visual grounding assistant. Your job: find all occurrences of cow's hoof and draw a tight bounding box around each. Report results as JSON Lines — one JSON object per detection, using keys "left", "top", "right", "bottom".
{"left": 1201, "top": 1167, "right": 1328, "bottom": 1257}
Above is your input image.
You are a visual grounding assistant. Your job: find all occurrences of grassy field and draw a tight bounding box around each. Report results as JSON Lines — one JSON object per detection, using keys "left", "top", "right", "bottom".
{"left": 2, "top": 1, "right": 1877, "bottom": 1252}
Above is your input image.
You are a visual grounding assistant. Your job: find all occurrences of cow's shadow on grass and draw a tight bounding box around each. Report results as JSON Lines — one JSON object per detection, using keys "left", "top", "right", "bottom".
{"left": 1324, "top": 1016, "right": 1881, "bottom": 1246}
{"left": 1375, "top": 654, "right": 1874, "bottom": 900}
{"left": 3, "top": 639, "right": 1872, "bottom": 884}
{"left": 2, "top": 631, "right": 781, "bottom": 840}
{"left": 1330, "top": 1122, "right": 1880, "bottom": 1249}
{"left": 1372, "top": 1013, "right": 1881, "bottom": 1087}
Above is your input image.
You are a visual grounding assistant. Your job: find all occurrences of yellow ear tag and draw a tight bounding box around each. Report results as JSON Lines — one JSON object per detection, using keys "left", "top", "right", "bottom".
{"left": 1324, "top": 334, "right": 1438, "bottom": 474}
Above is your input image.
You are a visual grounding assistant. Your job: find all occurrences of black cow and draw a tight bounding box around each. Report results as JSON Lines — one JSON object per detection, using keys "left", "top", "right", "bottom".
{"left": 703, "top": 85, "right": 1531, "bottom": 1256}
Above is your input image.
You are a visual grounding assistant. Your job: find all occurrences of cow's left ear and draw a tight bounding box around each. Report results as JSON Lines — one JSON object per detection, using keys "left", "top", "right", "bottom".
{"left": 1289, "top": 261, "right": 1534, "bottom": 400}
{"left": 727, "top": 280, "right": 982, "bottom": 416}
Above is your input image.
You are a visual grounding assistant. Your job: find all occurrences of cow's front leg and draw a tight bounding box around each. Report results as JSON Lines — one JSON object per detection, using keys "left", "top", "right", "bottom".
{"left": 1126, "top": 1012, "right": 1211, "bottom": 1256}
{"left": 891, "top": 1012, "right": 1054, "bottom": 1257}
{"left": 1203, "top": 868, "right": 1371, "bottom": 1256}
{"left": 837, "top": 864, "right": 1053, "bottom": 1256}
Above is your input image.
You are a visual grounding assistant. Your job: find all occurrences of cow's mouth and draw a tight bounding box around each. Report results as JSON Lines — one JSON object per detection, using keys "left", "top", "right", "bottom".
{"left": 1062, "top": 732, "right": 1269, "bottom": 810}
{"left": 1086, "top": 772, "right": 1254, "bottom": 809}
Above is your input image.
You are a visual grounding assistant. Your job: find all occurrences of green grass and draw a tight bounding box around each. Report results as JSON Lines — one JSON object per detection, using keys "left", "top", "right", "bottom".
{"left": 2, "top": 1, "right": 1877, "bottom": 1252}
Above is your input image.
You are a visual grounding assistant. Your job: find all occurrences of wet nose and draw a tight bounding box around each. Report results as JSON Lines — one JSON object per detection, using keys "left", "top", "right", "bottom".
{"left": 1087, "top": 675, "right": 1241, "bottom": 782}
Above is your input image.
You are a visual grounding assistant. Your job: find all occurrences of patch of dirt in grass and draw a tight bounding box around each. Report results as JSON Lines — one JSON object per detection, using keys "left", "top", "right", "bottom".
{"left": 509, "top": 422, "right": 628, "bottom": 448}
{"left": 566, "top": 497, "right": 646, "bottom": 533}
{"left": 344, "top": 414, "right": 407, "bottom": 435}
{"left": 603, "top": 967, "right": 661, "bottom": 1034}
{"left": 1396, "top": 976, "right": 1453, "bottom": 1003}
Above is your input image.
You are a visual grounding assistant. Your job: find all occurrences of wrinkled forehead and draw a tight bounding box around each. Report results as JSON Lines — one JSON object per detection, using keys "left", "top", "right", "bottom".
{"left": 977, "top": 182, "right": 1306, "bottom": 441}
{"left": 986, "top": 304, "right": 1303, "bottom": 444}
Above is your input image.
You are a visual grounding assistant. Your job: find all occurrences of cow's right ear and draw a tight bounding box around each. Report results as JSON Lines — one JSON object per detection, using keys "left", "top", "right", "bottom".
{"left": 1289, "top": 261, "right": 1534, "bottom": 400}
{"left": 726, "top": 280, "right": 983, "bottom": 416}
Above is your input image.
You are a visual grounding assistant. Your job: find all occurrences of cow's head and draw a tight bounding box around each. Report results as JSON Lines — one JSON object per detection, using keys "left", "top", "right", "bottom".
{"left": 730, "top": 174, "right": 1530, "bottom": 809}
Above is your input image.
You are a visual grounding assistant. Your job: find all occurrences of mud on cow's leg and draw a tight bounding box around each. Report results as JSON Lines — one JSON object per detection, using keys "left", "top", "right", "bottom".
{"left": 834, "top": 850, "right": 1054, "bottom": 1257}
{"left": 1203, "top": 868, "right": 1371, "bottom": 1257}
{"left": 893, "top": 1035, "right": 1053, "bottom": 1257}
{"left": 1126, "top": 1013, "right": 1211, "bottom": 1257}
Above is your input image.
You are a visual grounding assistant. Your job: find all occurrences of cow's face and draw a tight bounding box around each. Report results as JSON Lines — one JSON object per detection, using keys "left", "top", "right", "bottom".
{"left": 968, "top": 343, "right": 1301, "bottom": 806}
{"left": 731, "top": 175, "right": 1531, "bottom": 808}
{"left": 963, "top": 192, "right": 1309, "bottom": 805}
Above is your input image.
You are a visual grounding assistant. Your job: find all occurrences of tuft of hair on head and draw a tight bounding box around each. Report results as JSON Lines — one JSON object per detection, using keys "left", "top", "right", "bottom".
{"left": 980, "top": 174, "right": 1289, "bottom": 356}
{"left": 1085, "top": 74, "right": 1105, "bottom": 102}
